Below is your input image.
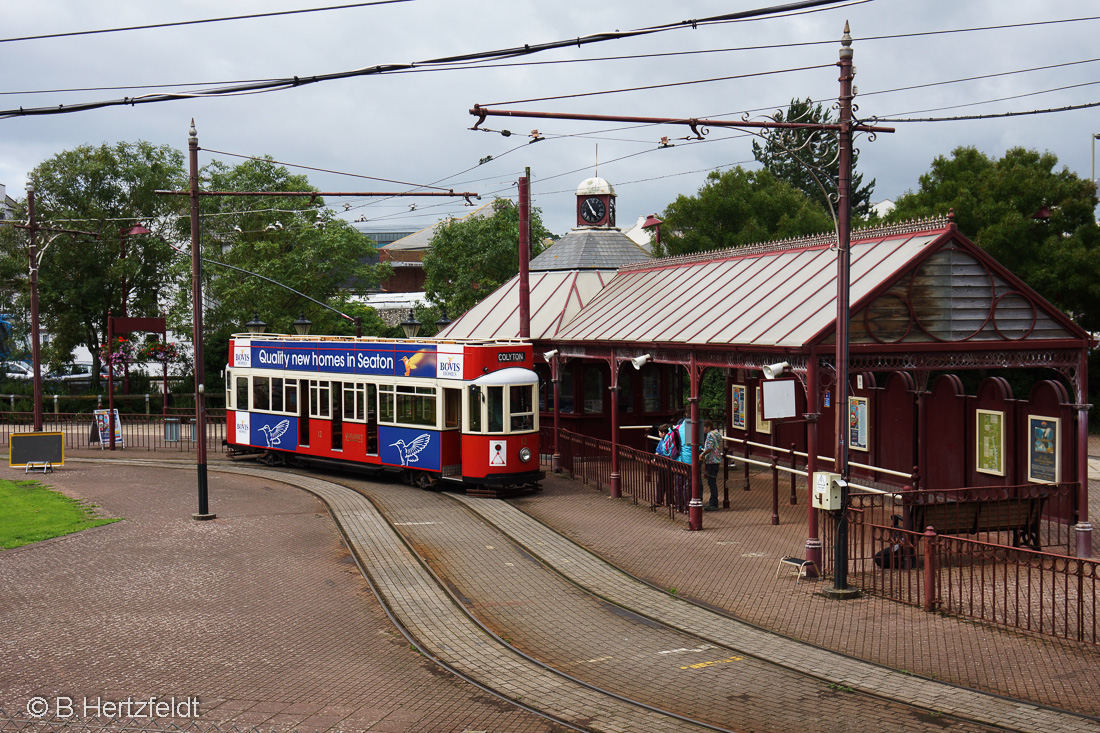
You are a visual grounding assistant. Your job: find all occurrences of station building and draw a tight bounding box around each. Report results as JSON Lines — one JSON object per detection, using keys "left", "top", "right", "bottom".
{"left": 439, "top": 177, "right": 1095, "bottom": 557}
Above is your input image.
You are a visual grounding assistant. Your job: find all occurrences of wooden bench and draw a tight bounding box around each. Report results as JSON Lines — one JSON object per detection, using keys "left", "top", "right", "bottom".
{"left": 909, "top": 495, "right": 1046, "bottom": 550}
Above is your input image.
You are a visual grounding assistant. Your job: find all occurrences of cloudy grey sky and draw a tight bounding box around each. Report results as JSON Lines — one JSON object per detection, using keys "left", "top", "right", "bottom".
{"left": 3, "top": 0, "right": 1098, "bottom": 236}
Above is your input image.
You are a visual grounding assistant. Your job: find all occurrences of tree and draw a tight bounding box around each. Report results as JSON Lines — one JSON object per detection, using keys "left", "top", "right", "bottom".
{"left": 0, "top": 141, "right": 185, "bottom": 377}
{"left": 890, "top": 146, "right": 1100, "bottom": 330}
{"left": 751, "top": 97, "right": 876, "bottom": 219}
{"left": 423, "top": 198, "right": 551, "bottom": 316}
{"left": 168, "top": 157, "right": 390, "bottom": 385}
{"left": 657, "top": 167, "right": 834, "bottom": 257}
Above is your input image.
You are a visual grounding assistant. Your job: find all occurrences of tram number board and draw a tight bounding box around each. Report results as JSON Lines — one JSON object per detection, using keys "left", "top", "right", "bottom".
{"left": 497, "top": 352, "right": 525, "bottom": 363}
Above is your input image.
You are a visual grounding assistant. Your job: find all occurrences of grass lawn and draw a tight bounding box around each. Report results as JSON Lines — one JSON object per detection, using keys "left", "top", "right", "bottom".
{"left": 0, "top": 479, "right": 120, "bottom": 549}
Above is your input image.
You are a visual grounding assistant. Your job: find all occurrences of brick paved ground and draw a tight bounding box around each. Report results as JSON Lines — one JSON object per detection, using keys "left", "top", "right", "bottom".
{"left": 352, "top": 474, "right": 1003, "bottom": 733}
{"left": 4, "top": 447, "right": 1099, "bottom": 732}
{"left": 0, "top": 460, "right": 560, "bottom": 732}
{"left": 511, "top": 470, "right": 1100, "bottom": 718}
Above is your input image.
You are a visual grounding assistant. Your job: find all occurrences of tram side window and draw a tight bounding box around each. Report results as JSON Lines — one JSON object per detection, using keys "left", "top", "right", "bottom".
{"left": 444, "top": 388, "right": 461, "bottom": 429}
{"left": 285, "top": 381, "right": 298, "bottom": 414}
{"left": 487, "top": 386, "right": 504, "bottom": 433}
{"left": 344, "top": 383, "right": 366, "bottom": 421}
{"left": 396, "top": 385, "right": 436, "bottom": 427}
{"left": 468, "top": 387, "right": 482, "bottom": 432}
{"left": 510, "top": 384, "right": 534, "bottom": 431}
{"left": 379, "top": 384, "right": 395, "bottom": 423}
{"left": 272, "top": 377, "right": 284, "bottom": 412}
{"left": 236, "top": 377, "right": 249, "bottom": 411}
{"left": 253, "top": 376, "right": 270, "bottom": 411}
{"left": 309, "top": 380, "right": 331, "bottom": 418}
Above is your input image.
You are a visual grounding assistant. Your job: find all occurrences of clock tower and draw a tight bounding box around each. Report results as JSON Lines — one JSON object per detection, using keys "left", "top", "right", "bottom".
{"left": 575, "top": 176, "right": 616, "bottom": 229}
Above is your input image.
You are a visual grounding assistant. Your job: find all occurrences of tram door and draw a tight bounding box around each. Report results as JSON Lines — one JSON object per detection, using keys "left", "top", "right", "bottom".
{"left": 366, "top": 384, "right": 378, "bottom": 455}
{"left": 298, "top": 379, "right": 310, "bottom": 447}
{"left": 441, "top": 387, "right": 462, "bottom": 474}
{"left": 331, "top": 380, "right": 343, "bottom": 451}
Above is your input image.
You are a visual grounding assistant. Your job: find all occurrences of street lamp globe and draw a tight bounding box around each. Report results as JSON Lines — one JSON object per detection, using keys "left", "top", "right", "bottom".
{"left": 245, "top": 313, "right": 268, "bottom": 335}
{"left": 292, "top": 312, "right": 313, "bottom": 336}
{"left": 400, "top": 309, "right": 422, "bottom": 339}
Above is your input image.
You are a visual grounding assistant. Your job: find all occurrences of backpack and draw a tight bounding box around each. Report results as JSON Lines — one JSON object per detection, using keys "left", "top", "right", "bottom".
{"left": 657, "top": 425, "right": 682, "bottom": 458}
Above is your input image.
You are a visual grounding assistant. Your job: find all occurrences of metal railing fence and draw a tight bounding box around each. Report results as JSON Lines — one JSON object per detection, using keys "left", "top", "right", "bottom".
{"left": 0, "top": 411, "right": 227, "bottom": 454}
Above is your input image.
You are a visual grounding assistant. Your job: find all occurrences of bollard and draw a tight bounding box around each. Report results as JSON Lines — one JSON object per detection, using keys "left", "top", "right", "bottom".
{"left": 743, "top": 451, "right": 751, "bottom": 491}
{"left": 97, "top": 394, "right": 103, "bottom": 408}
{"left": 922, "top": 526, "right": 938, "bottom": 612}
{"left": 9, "top": 394, "right": 14, "bottom": 410}
{"left": 145, "top": 393, "right": 150, "bottom": 414}
{"left": 53, "top": 394, "right": 59, "bottom": 415}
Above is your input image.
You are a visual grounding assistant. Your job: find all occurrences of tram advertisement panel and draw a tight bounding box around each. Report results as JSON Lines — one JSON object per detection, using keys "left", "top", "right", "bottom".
{"left": 235, "top": 411, "right": 299, "bottom": 451}
{"left": 233, "top": 339, "right": 440, "bottom": 378}
{"left": 379, "top": 425, "right": 440, "bottom": 471}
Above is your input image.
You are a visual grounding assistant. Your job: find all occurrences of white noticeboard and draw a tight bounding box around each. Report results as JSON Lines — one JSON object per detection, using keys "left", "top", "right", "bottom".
{"left": 760, "top": 378, "right": 798, "bottom": 420}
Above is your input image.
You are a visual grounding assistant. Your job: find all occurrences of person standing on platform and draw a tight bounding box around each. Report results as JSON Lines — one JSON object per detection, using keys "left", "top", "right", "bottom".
{"left": 654, "top": 423, "right": 675, "bottom": 506}
{"left": 700, "top": 419, "right": 723, "bottom": 510}
{"left": 673, "top": 411, "right": 693, "bottom": 509}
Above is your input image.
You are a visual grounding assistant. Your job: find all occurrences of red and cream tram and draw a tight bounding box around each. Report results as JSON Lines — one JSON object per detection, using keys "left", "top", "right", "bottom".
{"left": 225, "top": 334, "right": 544, "bottom": 492}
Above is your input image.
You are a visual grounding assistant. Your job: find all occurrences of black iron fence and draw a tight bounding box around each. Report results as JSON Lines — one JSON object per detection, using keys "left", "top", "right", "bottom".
{"left": 0, "top": 411, "right": 227, "bottom": 454}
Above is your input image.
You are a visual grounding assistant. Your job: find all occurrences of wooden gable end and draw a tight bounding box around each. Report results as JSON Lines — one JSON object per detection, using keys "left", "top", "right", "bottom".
{"left": 845, "top": 239, "right": 1077, "bottom": 345}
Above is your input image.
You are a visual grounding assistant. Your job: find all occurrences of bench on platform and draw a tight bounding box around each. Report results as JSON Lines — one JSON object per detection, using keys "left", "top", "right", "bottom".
{"left": 775, "top": 556, "right": 816, "bottom": 583}
{"left": 909, "top": 495, "right": 1047, "bottom": 550}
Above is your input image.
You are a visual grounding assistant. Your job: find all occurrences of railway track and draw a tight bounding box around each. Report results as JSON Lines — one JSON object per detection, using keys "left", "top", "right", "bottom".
{"left": 88, "top": 459, "right": 1098, "bottom": 733}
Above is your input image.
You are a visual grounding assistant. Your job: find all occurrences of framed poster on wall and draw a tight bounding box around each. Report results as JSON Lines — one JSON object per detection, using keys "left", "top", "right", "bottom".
{"left": 731, "top": 385, "right": 747, "bottom": 430}
{"left": 1028, "top": 415, "right": 1060, "bottom": 483}
{"left": 848, "top": 396, "right": 869, "bottom": 452}
{"left": 755, "top": 386, "right": 771, "bottom": 435}
{"left": 975, "top": 409, "right": 1004, "bottom": 476}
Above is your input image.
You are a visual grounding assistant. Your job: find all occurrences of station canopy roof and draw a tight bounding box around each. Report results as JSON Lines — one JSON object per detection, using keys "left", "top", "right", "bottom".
{"left": 442, "top": 217, "right": 1090, "bottom": 351}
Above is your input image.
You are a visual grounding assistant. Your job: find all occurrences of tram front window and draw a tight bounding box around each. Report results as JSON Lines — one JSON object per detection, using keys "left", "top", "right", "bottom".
{"left": 510, "top": 384, "right": 534, "bottom": 431}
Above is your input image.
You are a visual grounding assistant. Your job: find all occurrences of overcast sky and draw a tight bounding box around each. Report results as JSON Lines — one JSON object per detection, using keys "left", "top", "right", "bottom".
{"left": 3, "top": 0, "right": 1099, "bottom": 236}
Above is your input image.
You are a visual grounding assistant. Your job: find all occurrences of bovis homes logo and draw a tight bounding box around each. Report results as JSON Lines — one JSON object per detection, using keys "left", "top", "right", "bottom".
{"left": 438, "top": 353, "right": 463, "bottom": 379}
{"left": 233, "top": 345, "right": 251, "bottom": 368}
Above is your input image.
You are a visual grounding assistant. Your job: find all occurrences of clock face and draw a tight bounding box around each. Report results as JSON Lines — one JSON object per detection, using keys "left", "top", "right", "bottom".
{"left": 579, "top": 196, "right": 606, "bottom": 224}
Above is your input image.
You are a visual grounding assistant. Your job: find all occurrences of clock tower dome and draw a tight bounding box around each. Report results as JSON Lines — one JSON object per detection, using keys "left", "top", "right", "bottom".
{"left": 575, "top": 177, "right": 616, "bottom": 229}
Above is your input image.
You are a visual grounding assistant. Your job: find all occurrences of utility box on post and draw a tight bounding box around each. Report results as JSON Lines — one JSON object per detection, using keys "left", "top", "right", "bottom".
{"left": 812, "top": 471, "right": 844, "bottom": 510}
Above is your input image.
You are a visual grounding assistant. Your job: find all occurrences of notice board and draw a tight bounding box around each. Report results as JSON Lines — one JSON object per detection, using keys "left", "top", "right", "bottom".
{"left": 9, "top": 431, "right": 65, "bottom": 467}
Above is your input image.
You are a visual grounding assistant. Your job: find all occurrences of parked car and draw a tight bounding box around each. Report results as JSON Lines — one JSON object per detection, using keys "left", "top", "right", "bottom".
{"left": 46, "top": 362, "right": 108, "bottom": 383}
{"left": 0, "top": 361, "right": 33, "bottom": 381}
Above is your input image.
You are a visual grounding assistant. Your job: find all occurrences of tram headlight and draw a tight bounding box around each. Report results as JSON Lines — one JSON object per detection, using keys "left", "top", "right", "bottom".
{"left": 519, "top": 446, "right": 532, "bottom": 463}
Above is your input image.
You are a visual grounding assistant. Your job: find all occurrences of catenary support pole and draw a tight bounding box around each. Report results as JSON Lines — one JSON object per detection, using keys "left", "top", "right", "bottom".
{"left": 189, "top": 121, "right": 215, "bottom": 521}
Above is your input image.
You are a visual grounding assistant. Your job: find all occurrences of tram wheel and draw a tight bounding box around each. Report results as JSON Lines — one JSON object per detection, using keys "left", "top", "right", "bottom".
{"left": 414, "top": 472, "right": 436, "bottom": 491}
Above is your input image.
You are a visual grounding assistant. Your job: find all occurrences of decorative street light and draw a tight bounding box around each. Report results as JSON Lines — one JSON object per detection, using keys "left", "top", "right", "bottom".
{"left": 245, "top": 313, "right": 268, "bottom": 335}
{"left": 435, "top": 309, "right": 452, "bottom": 332}
{"left": 292, "top": 312, "right": 313, "bottom": 336}
{"left": 401, "top": 309, "right": 422, "bottom": 339}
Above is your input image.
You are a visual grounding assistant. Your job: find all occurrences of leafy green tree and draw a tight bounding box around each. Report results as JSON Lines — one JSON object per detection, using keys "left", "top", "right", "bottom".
{"left": 751, "top": 98, "right": 876, "bottom": 219}
{"left": 0, "top": 141, "right": 186, "bottom": 378}
{"left": 169, "top": 157, "right": 389, "bottom": 385}
{"left": 890, "top": 146, "right": 1100, "bottom": 330}
{"left": 423, "top": 198, "right": 551, "bottom": 316}
{"left": 657, "top": 167, "right": 834, "bottom": 257}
